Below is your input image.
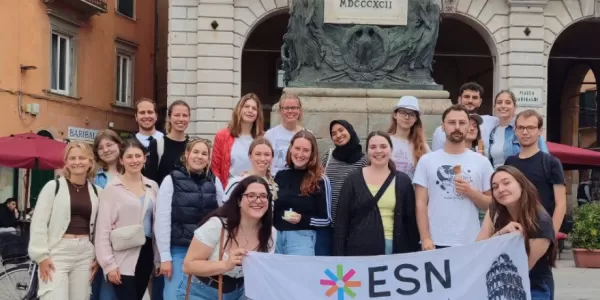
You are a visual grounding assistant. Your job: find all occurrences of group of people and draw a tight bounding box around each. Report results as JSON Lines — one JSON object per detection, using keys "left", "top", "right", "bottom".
{"left": 24, "top": 82, "right": 564, "bottom": 300}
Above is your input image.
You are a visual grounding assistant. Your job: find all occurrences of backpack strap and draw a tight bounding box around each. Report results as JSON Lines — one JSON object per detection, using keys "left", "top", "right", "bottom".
{"left": 541, "top": 152, "right": 553, "bottom": 186}
{"left": 157, "top": 137, "right": 165, "bottom": 166}
{"left": 54, "top": 179, "right": 60, "bottom": 196}
{"left": 324, "top": 148, "right": 333, "bottom": 171}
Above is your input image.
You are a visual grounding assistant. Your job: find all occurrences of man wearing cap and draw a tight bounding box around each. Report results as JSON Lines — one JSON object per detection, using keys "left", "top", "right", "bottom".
{"left": 431, "top": 82, "right": 497, "bottom": 151}
{"left": 388, "top": 95, "right": 430, "bottom": 179}
{"left": 466, "top": 114, "right": 485, "bottom": 154}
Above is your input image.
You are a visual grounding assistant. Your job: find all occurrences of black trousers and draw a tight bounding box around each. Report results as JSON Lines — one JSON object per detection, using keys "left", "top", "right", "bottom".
{"left": 112, "top": 237, "right": 154, "bottom": 300}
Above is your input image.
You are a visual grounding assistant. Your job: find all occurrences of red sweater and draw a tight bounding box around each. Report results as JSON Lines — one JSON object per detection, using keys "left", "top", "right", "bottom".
{"left": 211, "top": 128, "right": 235, "bottom": 188}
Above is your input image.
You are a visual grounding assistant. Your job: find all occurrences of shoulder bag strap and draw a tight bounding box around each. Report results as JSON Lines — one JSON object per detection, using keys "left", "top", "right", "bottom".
{"left": 324, "top": 148, "right": 333, "bottom": 171}
{"left": 140, "top": 188, "right": 151, "bottom": 224}
{"left": 185, "top": 225, "right": 226, "bottom": 300}
{"left": 353, "top": 172, "right": 396, "bottom": 222}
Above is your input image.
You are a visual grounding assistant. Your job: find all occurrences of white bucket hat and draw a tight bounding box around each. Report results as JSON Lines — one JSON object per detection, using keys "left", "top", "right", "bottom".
{"left": 393, "top": 95, "right": 420, "bottom": 116}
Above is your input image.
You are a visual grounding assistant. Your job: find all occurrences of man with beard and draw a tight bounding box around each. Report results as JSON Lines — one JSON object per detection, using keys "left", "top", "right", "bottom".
{"left": 134, "top": 98, "right": 164, "bottom": 148}
{"left": 431, "top": 82, "right": 497, "bottom": 151}
{"left": 413, "top": 105, "right": 494, "bottom": 250}
{"left": 504, "top": 109, "right": 566, "bottom": 234}
{"left": 134, "top": 98, "right": 165, "bottom": 300}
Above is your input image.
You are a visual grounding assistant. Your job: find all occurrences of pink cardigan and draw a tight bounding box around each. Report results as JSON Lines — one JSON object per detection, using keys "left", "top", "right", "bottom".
{"left": 94, "top": 176, "right": 160, "bottom": 276}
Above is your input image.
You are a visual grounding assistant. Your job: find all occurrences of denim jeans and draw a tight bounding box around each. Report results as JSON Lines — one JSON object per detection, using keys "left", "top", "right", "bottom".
{"left": 175, "top": 275, "right": 244, "bottom": 300}
{"left": 314, "top": 227, "right": 332, "bottom": 256}
{"left": 531, "top": 278, "right": 554, "bottom": 300}
{"left": 384, "top": 240, "right": 393, "bottom": 255}
{"left": 275, "top": 230, "right": 316, "bottom": 256}
{"left": 90, "top": 270, "right": 117, "bottom": 300}
{"left": 163, "top": 245, "right": 188, "bottom": 299}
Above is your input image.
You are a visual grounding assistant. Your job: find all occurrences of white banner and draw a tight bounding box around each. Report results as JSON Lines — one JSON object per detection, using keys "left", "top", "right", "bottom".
{"left": 243, "top": 233, "right": 531, "bottom": 300}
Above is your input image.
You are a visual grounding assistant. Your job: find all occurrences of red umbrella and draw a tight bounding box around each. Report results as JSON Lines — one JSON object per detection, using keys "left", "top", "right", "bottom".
{"left": 547, "top": 142, "right": 600, "bottom": 169}
{"left": 0, "top": 132, "right": 66, "bottom": 170}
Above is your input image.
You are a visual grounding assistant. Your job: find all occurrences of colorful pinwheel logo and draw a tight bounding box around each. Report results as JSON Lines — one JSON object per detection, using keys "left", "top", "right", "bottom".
{"left": 320, "top": 264, "right": 361, "bottom": 299}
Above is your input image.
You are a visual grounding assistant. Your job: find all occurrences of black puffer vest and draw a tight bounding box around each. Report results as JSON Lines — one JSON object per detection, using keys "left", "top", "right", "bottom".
{"left": 170, "top": 166, "right": 219, "bottom": 246}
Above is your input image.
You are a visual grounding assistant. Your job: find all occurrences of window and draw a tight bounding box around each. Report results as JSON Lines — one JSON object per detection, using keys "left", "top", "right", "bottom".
{"left": 115, "top": 53, "right": 133, "bottom": 106}
{"left": 117, "top": 0, "right": 134, "bottom": 18}
{"left": 48, "top": 13, "right": 79, "bottom": 96}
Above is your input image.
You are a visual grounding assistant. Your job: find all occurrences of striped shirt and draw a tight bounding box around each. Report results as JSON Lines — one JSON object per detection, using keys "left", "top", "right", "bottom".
{"left": 322, "top": 151, "right": 368, "bottom": 225}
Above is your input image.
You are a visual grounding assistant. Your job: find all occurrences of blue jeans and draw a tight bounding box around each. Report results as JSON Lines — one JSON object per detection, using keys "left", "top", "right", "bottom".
{"left": 315, "top": 227, "right": 332, "bottom": 256}
{"left": 531, "top": 278, "right": 554, "bottom": 300}
{"left": 175, "top": 275, "right": 244, "bottom": 300}
{"left": 163, "top": 246, "right": 188, "bottom": 299}
{"left": 276, "top": 230, "right": 316, "bottom": 256}
{"left": 90, "top": 268, "right": 117, "bottom": 300}
{"left": 384, "top": 240, "right": 393, "bottom": 255}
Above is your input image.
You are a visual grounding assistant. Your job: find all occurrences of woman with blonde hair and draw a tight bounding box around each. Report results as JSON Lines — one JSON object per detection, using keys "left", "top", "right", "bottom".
{"left": 265, "top": 92, "right": 305, "bottom": 175}
{"left": 224, "top": 137, "right": 278, "bottom": 200}
{"left": 388, "top": 96, "right": 430, "bottom": 179}
{"left": 91, "top": 130, "right": 124, "bottom": 300}
{"left": 212, "top": 93, "right": 265, "bottom": 188}
{"left": 95, "top": 139, "right": 160, "bottom": 300}
{"left": 155, "top": 138, "right": 225, "bottom": 299}
{"left": 29, "top": 142, "right": 100, "bottom": 300}
{"left": 145, "top": 100, "right": 191, "bottom": 184}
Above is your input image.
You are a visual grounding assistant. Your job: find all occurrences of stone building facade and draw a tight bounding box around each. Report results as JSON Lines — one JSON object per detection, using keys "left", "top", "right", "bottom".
{"left": 168, "top": 0, "right": 600, "bottom": 139}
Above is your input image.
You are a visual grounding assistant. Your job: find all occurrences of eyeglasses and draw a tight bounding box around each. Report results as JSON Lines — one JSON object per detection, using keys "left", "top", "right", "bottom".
{"left": 280, "top": 106, "right": 300, "bottom": 112}
{"left": 516, "top": 126, "right": 539, "bottom": 133}
{"left": 395, "top": 109, "right": 417, "bottom": 119}
{"left": 243, "top": 193, "right": 269, "bottom": 202}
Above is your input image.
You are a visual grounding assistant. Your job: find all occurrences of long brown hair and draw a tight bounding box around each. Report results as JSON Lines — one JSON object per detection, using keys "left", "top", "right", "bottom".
{"left": 285, "top": 130, "right": 322, "bottom": 195}
{"left": 490, "top": 166, "right": 557, "bottom": 267}
{"left": 93, "top": 129, "right": 125, "bottom": 173}
{"left": 165, "top": 100, "right": 191, "bottom": 134}
{"left": 228, "top": 93, "right": 265, "bottom": 138}
{"left": 388, "top": 111, "right": 427, "bottom": 166}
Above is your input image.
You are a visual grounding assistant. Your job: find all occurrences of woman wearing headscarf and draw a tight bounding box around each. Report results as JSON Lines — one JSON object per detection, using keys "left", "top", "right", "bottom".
{"left": 317, "top": 120, "right": 367, "bottom": 255}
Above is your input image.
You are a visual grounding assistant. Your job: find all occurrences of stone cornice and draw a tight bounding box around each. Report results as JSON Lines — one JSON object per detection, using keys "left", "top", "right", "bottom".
{"left": 506, "top": 0, "right": 550, "bottom": 7}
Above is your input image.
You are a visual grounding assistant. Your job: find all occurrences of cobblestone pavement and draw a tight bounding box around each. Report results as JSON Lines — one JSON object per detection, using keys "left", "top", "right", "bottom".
{"left": 554, "top": 249, "right": 600, "bottom": 300}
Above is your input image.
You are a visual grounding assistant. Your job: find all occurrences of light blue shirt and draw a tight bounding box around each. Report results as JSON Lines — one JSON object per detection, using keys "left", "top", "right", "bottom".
{"left": 94, "top": 170, "right": 109, "bottom": 188}
{"left": 154, "top": 175, "right": 225, "bottom": 262}
{"left": 140, "top": 195, "right": 153, "bottom": 238}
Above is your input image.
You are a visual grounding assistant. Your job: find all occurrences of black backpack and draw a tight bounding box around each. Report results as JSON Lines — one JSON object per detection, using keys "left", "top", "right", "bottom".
{"left": 540, "top": 153, "right": 573, "bottom": 234}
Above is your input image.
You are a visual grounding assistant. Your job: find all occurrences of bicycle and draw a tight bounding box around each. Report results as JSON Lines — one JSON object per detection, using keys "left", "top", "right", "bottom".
{"left": 0, "top": 233, "right": 38, "bottom": 300}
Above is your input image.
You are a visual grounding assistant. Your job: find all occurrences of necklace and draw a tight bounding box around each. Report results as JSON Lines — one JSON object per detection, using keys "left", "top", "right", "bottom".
{"left": 69, "top": 181, "right": 86, "bottom": 192}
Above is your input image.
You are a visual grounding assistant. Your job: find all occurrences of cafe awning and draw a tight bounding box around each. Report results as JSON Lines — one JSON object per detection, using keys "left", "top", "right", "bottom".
{"left": 547, "top": 142, "right": 600, "bottom": 170}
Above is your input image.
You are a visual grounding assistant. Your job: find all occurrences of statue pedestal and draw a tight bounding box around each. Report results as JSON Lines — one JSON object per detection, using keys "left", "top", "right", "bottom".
{"left": 271, "top": 87, "right": 452, "bottom": 151}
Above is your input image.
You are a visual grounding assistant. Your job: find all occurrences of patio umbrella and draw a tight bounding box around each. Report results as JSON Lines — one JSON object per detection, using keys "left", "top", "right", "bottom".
{"left": 0, "top": 132, "right": 66, "bottom": 170}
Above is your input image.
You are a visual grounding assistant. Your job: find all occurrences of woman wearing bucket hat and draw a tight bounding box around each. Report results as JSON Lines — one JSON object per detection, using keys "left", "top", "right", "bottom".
{"left": 387, "top": 96, "right": 430, "bottom": 179}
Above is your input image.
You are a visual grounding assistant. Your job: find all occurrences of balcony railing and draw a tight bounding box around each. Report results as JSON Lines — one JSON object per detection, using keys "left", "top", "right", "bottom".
{"left": 43, "top": 0, "right": 108, "bottom": 15}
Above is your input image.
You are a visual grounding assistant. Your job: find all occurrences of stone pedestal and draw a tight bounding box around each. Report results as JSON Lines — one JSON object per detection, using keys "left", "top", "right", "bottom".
{"left": 271, "top": 87, "right": 452, "bottom": 151}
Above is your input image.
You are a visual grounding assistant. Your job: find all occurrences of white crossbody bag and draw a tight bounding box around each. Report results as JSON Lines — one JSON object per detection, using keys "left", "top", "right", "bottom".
{"left": 110, "top": 190, "right": 150, "bottom": 251}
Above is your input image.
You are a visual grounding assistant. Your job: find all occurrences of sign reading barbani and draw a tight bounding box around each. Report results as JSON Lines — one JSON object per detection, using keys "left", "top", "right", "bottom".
{"left": 243, "top": 233, "right": 531, "bottom": 299}
{"left": 325, "top": 0, "right": 408, "bottom": 26}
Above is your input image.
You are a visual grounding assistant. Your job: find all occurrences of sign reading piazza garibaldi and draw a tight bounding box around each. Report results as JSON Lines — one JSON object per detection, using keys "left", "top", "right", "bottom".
{"left": 324, "top": 0, "right": 408, "bottom": 26}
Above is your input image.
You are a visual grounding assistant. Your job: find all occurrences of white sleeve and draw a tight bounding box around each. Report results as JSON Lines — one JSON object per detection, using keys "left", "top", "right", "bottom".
{"left": 412, "top": 155, "right": 429, "bottom": 188}
{"left": 480, "top": 157, "right": 495, "bottom": 192}
{"left": 193, "top": 217, "right": 222, "bottom": 248}
{"left": 431, "top": 126, "right": 445, "bottom": 151}
{"left": 215, "top": 177, "right": 225, "bottom": 206}
{"left": 155, "top": 175, "right": 174, "bottom": 262}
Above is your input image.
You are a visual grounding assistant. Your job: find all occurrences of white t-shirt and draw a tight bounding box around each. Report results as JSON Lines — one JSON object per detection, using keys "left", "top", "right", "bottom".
{"left": 135, "top": 131, "right": 164, "bottom": 148}
{"left": 229, "top": 135, "right": 253, "bottom": 178}
{"left": 390, "top": 136, "right": 430, "bottom": 179}
{"left": 412, "top": 149, "right": 494, "bottom": 247}
{"left": 193, "top": 217, "right": 276, "bottom": 278}
{"left": 431, "top": 115, "right": 498, "bottom": 151}
{"left": 265, "top": 125, "right": 297, "bottom": 175}
{"left": 489, "top": 125, "right": 507, "bottom": 169}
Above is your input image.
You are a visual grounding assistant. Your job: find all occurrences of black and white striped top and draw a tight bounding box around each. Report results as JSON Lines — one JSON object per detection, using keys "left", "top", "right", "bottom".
{"left": 322, "top": 151, "right": 368, "bottom": 225}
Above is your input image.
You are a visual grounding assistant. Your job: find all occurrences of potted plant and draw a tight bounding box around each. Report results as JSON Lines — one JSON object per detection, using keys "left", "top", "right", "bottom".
{"left": 570, "top": 202, "right": 600, "bottom": 268}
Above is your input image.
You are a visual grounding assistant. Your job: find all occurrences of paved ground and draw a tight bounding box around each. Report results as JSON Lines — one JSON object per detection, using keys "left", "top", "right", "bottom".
{"left": 554, "top": 249, "right": 600, "bottom": 300}
{"left": 143, "top": 247, "right": 600, "bottom": 300}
